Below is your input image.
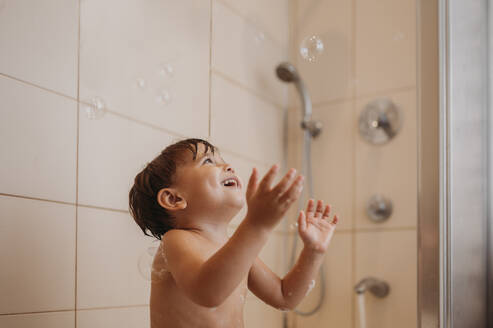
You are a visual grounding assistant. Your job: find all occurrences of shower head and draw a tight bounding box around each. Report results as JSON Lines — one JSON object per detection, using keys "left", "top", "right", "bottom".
{"left": 275, "top": 62, "right": 313, "bottom": 123}
{"left": 276, "top": 62, "right": 300, "bottom": 82}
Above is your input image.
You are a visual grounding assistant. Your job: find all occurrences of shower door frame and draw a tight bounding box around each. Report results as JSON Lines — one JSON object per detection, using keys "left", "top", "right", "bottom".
{"left": 418, "top": 0, "right": 490, "bottom": 327}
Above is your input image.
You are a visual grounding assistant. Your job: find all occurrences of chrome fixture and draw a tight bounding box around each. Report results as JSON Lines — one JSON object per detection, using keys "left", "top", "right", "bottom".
{"left": 355, "top": 277, "right": 390, "bottom": 297}
{"left": 366, "top": 194, "right": 393, "bottom": 223}
{"left": 276, "top": 62, "right": 322, "bottom": 138}
{"left": 358, "top": 98, "right": 402, "bottom": 144}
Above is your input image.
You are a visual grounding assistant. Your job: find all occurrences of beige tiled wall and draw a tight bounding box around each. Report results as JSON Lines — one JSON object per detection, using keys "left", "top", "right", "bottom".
{"left": 288, "top": 0, "right": 417, "bottom": 327}
{"left": 0, "top": 0, "right": 290, "bottom": 327}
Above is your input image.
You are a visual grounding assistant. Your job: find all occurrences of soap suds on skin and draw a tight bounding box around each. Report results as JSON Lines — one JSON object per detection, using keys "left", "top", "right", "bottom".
{"left": 305, "top": 279, "right": 316, "bottom": 296}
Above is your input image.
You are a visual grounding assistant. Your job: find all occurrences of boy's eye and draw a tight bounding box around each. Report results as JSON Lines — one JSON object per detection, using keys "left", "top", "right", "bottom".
{"left": 203, "top": 158, "right": 213, "bottom": 164}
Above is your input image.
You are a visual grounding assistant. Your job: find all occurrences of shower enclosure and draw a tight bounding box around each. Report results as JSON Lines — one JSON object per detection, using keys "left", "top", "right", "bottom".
{"left": 0, "top": 0, "right": 491, "bottom": 327}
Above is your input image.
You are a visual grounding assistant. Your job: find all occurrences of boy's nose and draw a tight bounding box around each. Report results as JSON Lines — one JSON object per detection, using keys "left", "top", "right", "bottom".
{"left": 225, "top": 165, "right": 235, "bottom": 173}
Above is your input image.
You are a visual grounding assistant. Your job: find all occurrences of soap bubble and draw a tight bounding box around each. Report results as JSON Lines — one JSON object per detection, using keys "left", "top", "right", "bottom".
{"left": 84, "top": 96, "right": 106, "bottom": 120}
{"left": 138, "top": 241, "right": 160, "bottom": 281}
{"left": 135, "top": 77, "right": 146, "bottom": 90}
{"left": 155, "top": 89, "right": 172, "bottom": 106}
{"left": 289, "top": 222, "right": 299, "bottom": 231}
{"left": 157, "top": 63, "right": 174, "bottom": 78}
{"left": 254, "top": 30, "right": 265, "bottom": 44}
{"left": 300, "top": 35, "right": 324, "bottom": 62}
{"left": 138, "top": 250, "right": 154, "bottom": 281}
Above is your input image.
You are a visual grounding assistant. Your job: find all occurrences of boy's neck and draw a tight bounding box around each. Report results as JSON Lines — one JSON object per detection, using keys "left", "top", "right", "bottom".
{"left": 177, "top": 221, "right": 230, "bottom": 245}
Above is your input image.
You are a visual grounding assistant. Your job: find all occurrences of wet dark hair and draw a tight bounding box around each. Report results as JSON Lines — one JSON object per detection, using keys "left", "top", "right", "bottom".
{"left": 129, "top": 138, "right": 217, "bottom": 240}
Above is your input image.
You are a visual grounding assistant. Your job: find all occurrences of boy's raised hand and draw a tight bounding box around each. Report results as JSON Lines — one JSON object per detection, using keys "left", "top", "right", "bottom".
{"left": 245, "top": 165, "right": 304, "bottom": 230}
{"left": 298, "top": 199, "right": 339, "bottom": 253}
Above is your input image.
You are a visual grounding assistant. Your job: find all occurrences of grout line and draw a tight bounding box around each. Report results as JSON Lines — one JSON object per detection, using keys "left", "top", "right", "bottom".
{"left": 0, "top": 192, "right": 418, "bottom": 233}
{"left": 0, "top": 73, "right": 77, "bottom": 102}
{"left": 312, "top": 96, "right": 354, "bottom": 109}
{"left": 351, "top": 0, "right": 357, "bottom": 325}
{"left": 219, "top": 147, "right": 272, "bottom": 168}
{"left": 353, "top": 85, "right": 417, "bottom": 102}
{"left": 0, "top": 73, "right": 282, "bottom": 168}
{"left": 75, "top": 304, "right": 149, "bottom": 312}
{"left": 354, "top": 226, "right": 418, "bottom": 233}
{"left": 208, "top": 0, "right": 213, "bottom": 139}
{"left": 0, "top": 193, "right": 76, "bottom": 207}
{"left": 312, "top": 85, "right": 417, "bottom": 111}
{"left": 0, "top": 304, "right": 149, "bottom": 317}
{"left": 75, "top": 1, "right": 81, "bottom": 326}
{"left": 211, "top": 69, "right": 286, "bottom": 111}
{"left": 0, "top": 309, "right": 75, "bottom": 317}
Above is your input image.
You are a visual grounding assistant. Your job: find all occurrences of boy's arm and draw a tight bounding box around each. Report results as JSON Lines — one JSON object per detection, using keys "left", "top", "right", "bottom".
{"left": 164, "top": 165, "right": 304, "bottom": 307}
{"left": 247, "top": 247, "right": 324, "bottom": 310}
{"left": 164, "top": 220, "right": 270, "bottom": 307}
{"left": 248, "top": 199, "right": 339, "bottom": 310}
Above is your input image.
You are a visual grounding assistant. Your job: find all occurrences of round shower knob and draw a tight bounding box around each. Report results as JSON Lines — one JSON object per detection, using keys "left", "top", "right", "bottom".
{"left": 358, "top": 98, "right": 402, "bottom": 144}
{"left": 366, "top": 194, "right": 393, "bottom": 223}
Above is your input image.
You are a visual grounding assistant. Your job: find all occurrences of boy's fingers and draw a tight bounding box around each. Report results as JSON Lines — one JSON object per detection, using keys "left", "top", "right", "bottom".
{"left": 298, "top": 211, "right": 306, "bottom": 232}
{"left": 258, "top": 164, "right": 279, "bottom": 191}
{"left": 322, "top": 204, "right": 331, "bottom": 220}
{"left": 278, "top": 175, "right": 304, "bottom": 205}
{"left": 272, "top": 168, "right": 297, "bottom": 196}
{"left": 306, "top": 199, "right": 315, "bottom": 214}
{"left": 331, "top": 214, "right": 339, "bottom": 225}
{"left": 246, "top": 167, "right": 258, "bottom": 199}
{"left": 315, "top": 200, "right": 324, "bottom": 218}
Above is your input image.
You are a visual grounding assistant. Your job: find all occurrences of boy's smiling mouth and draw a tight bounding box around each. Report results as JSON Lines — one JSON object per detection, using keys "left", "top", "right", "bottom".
{"left": 221, "top": 176, "right": 241, "bottom": 188}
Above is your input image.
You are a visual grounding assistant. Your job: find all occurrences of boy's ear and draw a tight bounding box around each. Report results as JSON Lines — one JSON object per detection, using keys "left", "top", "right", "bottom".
{"left": 157, "top": 188, "right": 187, "bottom": 211}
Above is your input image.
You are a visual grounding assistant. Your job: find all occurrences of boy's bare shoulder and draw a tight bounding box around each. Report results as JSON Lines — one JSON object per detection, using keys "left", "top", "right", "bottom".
{"left": 162, "top": 229, "right": 213, "bottom": 260}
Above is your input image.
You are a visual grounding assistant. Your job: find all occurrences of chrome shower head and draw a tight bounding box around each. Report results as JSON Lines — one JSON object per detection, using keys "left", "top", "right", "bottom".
{"left": 276, "top": 62, "right": 300, "bottom": 82}
{"left": 275, "top": 62, "right": 313, "bottom": 124}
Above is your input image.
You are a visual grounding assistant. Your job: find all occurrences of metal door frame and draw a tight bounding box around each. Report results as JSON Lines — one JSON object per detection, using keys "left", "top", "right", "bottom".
{"left": 418, "top": 0, "right": 489, "bottom": 327}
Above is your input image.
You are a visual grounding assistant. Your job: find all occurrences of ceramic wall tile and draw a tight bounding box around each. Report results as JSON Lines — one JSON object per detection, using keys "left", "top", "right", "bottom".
{"left": 217, "top": 0, "right": 289, "bottom": 48}
{"left": 310, "top": 101, "right": 354, "bottom": 231}
{"left": 212, "top": 1, "right": 288, "bottom": 108}
{"left": 77, "top": 306, "right": 149, "bottom": 328}
{"left": 296, "top": 0, "right": 353, "bottom": 104}
{"left": 77, "top": 206, "right": 152, "bottom": 308}
{"left": 78, "top": 106, "right": 175, "bottom": 211}
{"left": 0, "top": 76, "right": 77, "bottom": 203}
{"left": 0, "top": 196, "right": 75, "bottom": 314}
{"left": 354, "top": 230, "right": 417, "bottom": 328}
{"left": 210, "top": 74, "right": 285, "bottom": 165}
{"left": 0, "top": 0, "right": 78, "bottom": 97}
{"left": 0, "top": 311, "right": 74, "bottom": 328}
{"left": 355, "top": 0, "right": 416, "bottom": 96}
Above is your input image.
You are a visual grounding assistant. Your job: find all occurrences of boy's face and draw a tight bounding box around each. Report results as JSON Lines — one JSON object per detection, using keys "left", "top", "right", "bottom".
{"left": 172, "top": 143, "right": 245, "bottom": 221}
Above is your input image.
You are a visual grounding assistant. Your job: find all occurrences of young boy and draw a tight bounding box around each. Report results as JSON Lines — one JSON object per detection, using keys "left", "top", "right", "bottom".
{"left": 129, "top": 138, "right": 339, "bottom": 327}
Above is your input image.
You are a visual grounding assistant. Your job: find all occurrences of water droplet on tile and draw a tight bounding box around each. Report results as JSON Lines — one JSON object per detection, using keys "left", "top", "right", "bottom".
{"left": 155, "top": 89, "right": 172, "bottom": 106}
{"left": 393, "top": 31, "right": 405, "bottom": 41}
{"left": 84, "top": 97, "right": 106, "bottom": 120}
